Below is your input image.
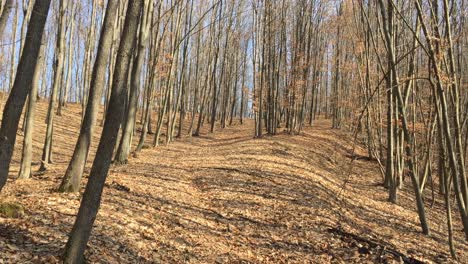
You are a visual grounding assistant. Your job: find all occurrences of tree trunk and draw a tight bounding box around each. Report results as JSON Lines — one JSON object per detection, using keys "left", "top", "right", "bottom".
{"left": 0, "top": 0, "right": 14, "bottom": 37}
{"left": 39, "top": 0, "right": 68, "bottom": 171}
{"left": 62, "top": 0, "right": 142, "bottom": 262}
{"left": 58, "top": 2, "right": 76, "bottom": 113}
{"left": 58, "top": 0, "right": 119, "bottom": 193}
{"left": 115, "top": 0, "right": 153, "bottom": 164}
{"left": 0, "top": 0, "right": 51, "bottom": 191}
{"left": 17, "top": 36, "right": 46, "bottom": 180}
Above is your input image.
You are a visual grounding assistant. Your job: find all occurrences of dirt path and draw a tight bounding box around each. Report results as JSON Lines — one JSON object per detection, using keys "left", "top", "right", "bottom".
{"left": 0, "top": 103, "right": 466, "bottom": 263}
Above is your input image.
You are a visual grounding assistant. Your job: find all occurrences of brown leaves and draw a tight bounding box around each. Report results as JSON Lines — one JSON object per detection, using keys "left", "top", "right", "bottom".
{"left": 0, "top": 100, "right": 465, "bottom": 263}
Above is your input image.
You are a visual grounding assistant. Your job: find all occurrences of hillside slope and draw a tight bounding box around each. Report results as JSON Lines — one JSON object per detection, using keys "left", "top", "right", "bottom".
{"left": 0, "top": 100, "right": 466, "bottom": 263}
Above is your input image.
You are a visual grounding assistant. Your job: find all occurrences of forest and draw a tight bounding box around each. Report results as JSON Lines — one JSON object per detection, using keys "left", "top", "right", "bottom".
{"left": 0, "top": 0, "right": 467, "bottom": 263}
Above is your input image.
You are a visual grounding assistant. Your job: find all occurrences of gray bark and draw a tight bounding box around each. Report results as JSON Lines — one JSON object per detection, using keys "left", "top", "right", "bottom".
{"left": 58, "top": 0, "right": 119, "bottom": 193}
{"left": 0, "top": 0, "right": 51, "bottom": 191}
{"left": 17, "top": 36, "right": 45, "bottom": 180}
{"left": 115, "top": 0, "right": 152, "bottom": 164}
{"left": 62, "top": 0, "right": 142, "bottom": 262}
{"left": 0, "top": 0, "right": 13, "bottom": 37}
{"left": 39, "top": 0, "right": 68, "bottom": 171}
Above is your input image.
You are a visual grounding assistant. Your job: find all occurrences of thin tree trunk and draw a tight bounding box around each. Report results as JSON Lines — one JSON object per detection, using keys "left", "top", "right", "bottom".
{"left": 17, "top": 36, "right": 45, "bottom": 180}
{"left": 39, "top": 0, "right": 68, "bottom": 171}
{"left": 59, "top": 2, "right": 76, "bottom": 112}
{"left": 0, "top": 0, "right": 13, "bottom": 37}
{"left": 58, "top": 0, "right": 119, "bottom": 193}
{"left": 115, "top": 0, "right": 153, "bottom": 164}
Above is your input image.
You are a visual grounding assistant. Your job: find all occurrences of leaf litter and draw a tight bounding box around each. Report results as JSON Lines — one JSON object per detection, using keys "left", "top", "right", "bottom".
{"left": 0, "top": 101, "right": 466, "bottom": 263}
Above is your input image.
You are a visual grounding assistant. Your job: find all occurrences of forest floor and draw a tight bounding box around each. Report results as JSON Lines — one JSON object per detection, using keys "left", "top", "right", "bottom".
{"left": 0, "top": 100, "right": 467, "bottom": 263}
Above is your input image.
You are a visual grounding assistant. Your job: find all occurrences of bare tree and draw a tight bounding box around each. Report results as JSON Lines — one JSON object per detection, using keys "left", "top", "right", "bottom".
{"left": 115, "top": 0, "right": 153, "bottom": 164}
{"left": 17, "top": 36, "right": 46, "bottom": 180}
{"left": 62, "top": 0, "right": 143, "bottom": 261}
{"left": 39, "top": 0, "right": 68, "bottom": 171}
{"left": 58, "top": 0, "right": 120, "bottom": 192}
{"left": 0, "top": 0, "right": 14, "bottom": 37}
{"left": 0, "top": 0, "right": 51, "bottom": 191}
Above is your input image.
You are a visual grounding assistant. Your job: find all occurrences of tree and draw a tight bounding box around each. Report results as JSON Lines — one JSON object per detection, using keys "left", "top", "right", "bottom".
{"left": 0, "top": 0, "right": 14, "bottom": 37}
{"left": 57, "top": 1, "right": 76, "bottom": 115}
{"left": 62, "top": 0, "right": 143, "bottom": 261}
{"left": 0, "top": 0, "right": 51, "bottom": 191}
{"left": 17, "top": 36, "right": 46, "bottom": 180}
{"left": 58, "top": 0, "right": 120, "bottom": 192}
{"left": 114, "top": 0, "right": 153, "bottom": 164}
{"left": 39, "top": 0, "right": 68, "bottom": 171}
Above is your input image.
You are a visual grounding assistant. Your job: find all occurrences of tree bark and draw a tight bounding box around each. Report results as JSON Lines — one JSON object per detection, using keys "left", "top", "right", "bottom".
{"left": 58, "top": 0, "right": 119, "bottom": 193}
{"left": 17, "top": 36, "right": 46, "bottom": 180}
{"left": 62, "top": 0, "right": 142, "bottom": 262}
{"left": 0, "top": 0, "right": 14, "bottom": 37}
{"left": 39, "top": 0, "right": 68, "bottom": 171}
{"left": 0, "top": 0, "right": 51, "bottom": 191}
{"left": 115, "top": 0, "right": 153, "bottom": 164}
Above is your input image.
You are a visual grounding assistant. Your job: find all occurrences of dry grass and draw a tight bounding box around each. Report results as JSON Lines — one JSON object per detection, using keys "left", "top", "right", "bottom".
{"left": 0, "top": 99, "right": 466, "bottom": 263}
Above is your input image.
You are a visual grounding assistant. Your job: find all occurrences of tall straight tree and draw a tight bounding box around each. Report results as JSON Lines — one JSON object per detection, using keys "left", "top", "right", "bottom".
{"left": 135, "top": 1, "right": 163, "bottom": 153}
{"left": 17, "top": 36, "right": 46, "bottom": 180}
{"left": 0, "top": 0, "right": 14, "bottom": 37}
{"left": 0, "top": 0, "right": 51, "bottom": 191}
{"left": 57, "top": 1, "right": 76, "bottom": 115}
{"left": 114, "top": 0, "right": 153, "bottom": 164}
{"left": 209, "top": 0, "right": 223, "bottom": 134}
{"left": 58, "top": 0, "right": 119, "bottom": 193}
{"left": 39, "top": 0, "right": 68, "bottom": 171}
{"left": 414, "top": 0, "right": 468, "bottom": 239}
{"left": 8, "top": 0, "right": 18, "bottom": 91}
{"left": 62, "top": 0, "right": 143, "bottom": 262}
